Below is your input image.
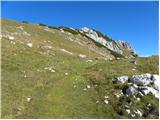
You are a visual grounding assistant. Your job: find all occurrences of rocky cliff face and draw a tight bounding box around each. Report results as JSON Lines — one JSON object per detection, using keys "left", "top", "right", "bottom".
{"left": 79, "top": 27, "right": 135, "bottom": 56}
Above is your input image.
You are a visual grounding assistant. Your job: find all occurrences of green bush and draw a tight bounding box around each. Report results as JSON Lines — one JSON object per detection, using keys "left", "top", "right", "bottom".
{"left": 59, "top": 26, "right": 79, "bottom": 35}
{"left": 39, "top": 23, "right": 47, "bottom": 26}
{"left": 22, "top": 21, "right": 29, "bottom": 24}
{"left": 48, "top": 26, "right": 59, "bottom": 30}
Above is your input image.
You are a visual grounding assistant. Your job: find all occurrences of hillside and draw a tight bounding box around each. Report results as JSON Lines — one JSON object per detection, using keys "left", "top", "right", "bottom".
{"left": 1, "top": 18, "right": 159, "bottom": 119}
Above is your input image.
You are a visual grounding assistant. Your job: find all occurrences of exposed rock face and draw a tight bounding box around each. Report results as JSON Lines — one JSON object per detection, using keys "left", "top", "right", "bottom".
{"left": 129, "top": 73, "right": 152, "bottom": 86}
{"left": 139, "top": 86, "right": 159, "bottom": 98}
{"left": 116, "top": 74, "right": 159, "bottom": 98}
{"left": 116, "top": 76, "right": 128, "bottom": 83}
{"left": 152, "top": 75, "right": 160, "bottom": 90}
{"left": 116, "top": 40, "right": 133, "bottom": 51}
{"left": 123, "top": 86, "right": 137, "bottom": 95}
{"left": 79, "top": 27, "right": 135, "bottom": 55}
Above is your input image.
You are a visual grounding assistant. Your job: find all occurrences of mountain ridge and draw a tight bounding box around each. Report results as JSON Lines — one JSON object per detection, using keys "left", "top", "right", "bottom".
{"left": 1, "top": 18, "right": 137, "bottom": 59}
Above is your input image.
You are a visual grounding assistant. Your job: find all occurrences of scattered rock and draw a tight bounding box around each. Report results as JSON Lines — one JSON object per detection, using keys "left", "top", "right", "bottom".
{"left": 109, "top": 58, "right": 113, "bottom": 60}
{"left": 26, "top": 97, "right": 31, "bottom": 102}
{"left": 86, "top": 60, "right": 93, "bottom": 62}
{"left": 123, "top": 86, "right": 137, "bottom": 95}
{"left": 116, "top": 76, "right": 128, "bottom": 83}
{"left": 133, "top": 109, "right": 143, "bottom": 117}
{"left": 137, "top": 97, "right": 140, "bottom": 101}
{"left": 23, "top": 31, "right": 31, "bottom": 36}
{"left": 131, "top": 114, "right": 135, "bottom": 117}
{"left": 65, "top": 73, "right": 68, "bottom": 76}
{"left": 136, "top": 109, "right": 143, "bottom": 117}
{"left": 27, "top": 43, "right": 32, "bottom": 48}
{"left": 79, "top": 54, "right": 86, "bottom": 58}
{"left": 24, "top": 74, "right": 27, "bottom": 78}
{"left": 126, "top": 109, "right": 131, "bottom": 114}
{"left": 11, "top": 41, "right": 16, "bottom": 44}
{"left": 87, "top": 85, "right": 91, "bottom": 89}
{"left": 96, "top": 100, "right": 99, "bottom": 104}
{"left": 137, "top": 91, "right": 144, "bottom": 97}
{"left": 44, "top": 66, "right": 55, "bottom": 73}
{"left": 124, "top": 105, "right": 130, "bottom": 109}
{"left": 60, "top": 29, "right": 64, "bottom": 33}
{"left": 17, "top": 26, "right": 24, "bottom": 30}
{"left": 9, "top": 36, "right": 14, "bottom": 40}
{"left": 104, "top": 96, "right": 109, "bottom": 99}
{"left": 42, "top": 45, "right": 52, "bottom": 49}
{"left": 114, "top": 92, "right": 123, "bottom": 98}
{"left": 83, "top": 88, "right": 87, "bottom": 91}
{"left": 104, "top": 99, "right": 109, "bottom": 104}
{"left": 133, "top": 84, "right": 138, "bottom": 88}
{"left": 51, "top": 69, "right": 55, "bottom": 73}
{"left": 60, "top": 49, "right": 73, "bottom": 55}
{"left": 129, "top": 59, "right": 137, "bottom": 65}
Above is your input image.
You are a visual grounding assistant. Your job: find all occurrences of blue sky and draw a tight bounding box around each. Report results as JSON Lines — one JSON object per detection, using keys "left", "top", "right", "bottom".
{"left": 1, "top": 1, "right": 159, "bottom": 56}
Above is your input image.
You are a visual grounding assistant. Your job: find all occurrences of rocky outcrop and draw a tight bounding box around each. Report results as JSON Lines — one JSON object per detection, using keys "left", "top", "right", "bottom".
{"left": 129, "top": 73, "right": 152, "bottom": 86}
{"left": 122, "top": 86, "right": 137, "bottom": 95}
{"left": 116, "top": 40, "right": 133, "bottom": 51}
{"left": 115, "top": 73, "right": 159, "bottom": 98}
{"left": 152, "top": 75, "right": 160, "bottom": 90}
{"left": 116, "top": 76, "right": 128, "bottom": 83}
{"left": 79, "top": 27, "right": 135, "bottom": 55}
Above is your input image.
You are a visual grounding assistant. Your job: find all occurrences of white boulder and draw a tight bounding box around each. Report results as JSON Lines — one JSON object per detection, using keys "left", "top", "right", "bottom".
{"left": 87, "top": 85, "right": 91, "bottom": 89}
{"left": 123, "top": 86, "right": 137, "bottom": 95}
{"left": 60, "top": 49, "right": 73, "bottom": 55}
{"left": 116, "top": 76, "right": 128, "bottom": 83}
{"left": 104, "top": 99, "right": 109, "bottom": 104}
{"left": 151, "top": 75, "right": 160, "bottom": 90}
{"left": 79, "top": 54, "right": 86, "bottom": 58}
{"left": 126, "top": 109, "right": 131, "bottom": 114}
{"left": 27, "top": 97, "right": 31, "bottom": 102}
{"left": 130, "top": 73, "right": 152, "bottom": 86}
{"left": 65, "top": 73, "right": 68, "bottom": 76}
{"left": 140, "top": 86, "right": 159, "bottom": 98}
{"left": 9, "top": 36, "right": 14, "bottom": 40}
{"left": 27, "top": 43, "right": 33, "bottom": 47}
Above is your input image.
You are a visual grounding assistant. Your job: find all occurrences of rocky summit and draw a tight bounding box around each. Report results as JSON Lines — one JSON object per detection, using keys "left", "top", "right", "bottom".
{"left": 1, "top": 18, "right": 159, "bottom": 119}
{"left": 79, "top": 27, "right": 135, "bottom": 55}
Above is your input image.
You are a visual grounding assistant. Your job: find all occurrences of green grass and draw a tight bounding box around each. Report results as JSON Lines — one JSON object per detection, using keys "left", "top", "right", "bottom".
{"left": 136, "top": 56, "right": 159, "bottom": 74}
{"left": 1, "top": 18, "right": 159, "bottom": 119}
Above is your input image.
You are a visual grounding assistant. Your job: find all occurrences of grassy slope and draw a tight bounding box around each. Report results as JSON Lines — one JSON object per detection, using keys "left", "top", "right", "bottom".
{"left": 1, "top": 19, "right": 159, "bottom": 118}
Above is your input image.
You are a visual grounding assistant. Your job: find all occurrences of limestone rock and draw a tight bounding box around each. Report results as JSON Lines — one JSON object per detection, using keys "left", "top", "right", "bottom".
{"left": 116, "top": 76, "right": 128, "bottom": 83}
{"left": 129, "top": 73, "right": 152, "bottom": 86}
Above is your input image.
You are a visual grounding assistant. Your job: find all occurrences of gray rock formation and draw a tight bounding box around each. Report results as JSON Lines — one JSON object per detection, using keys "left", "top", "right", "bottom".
{"left": 79, "top": 27, "right": 135, "bottom": 55}
{"left": 116, "top": 76, "right": 129, "bottom": 83}
{"left": 116, "top": 74, "right": 159, "bottom": 99}
{"left": 151, "top": 75, "right": 160, "bottom": 90}
{"left": 129, "top": 73, "right": 152, "bottom": 86}
{"left": 116, "top": 40, "right": 133, "bottom": 51}
{"left": 123, "top": 86, "right": 137, "bottom": 95}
